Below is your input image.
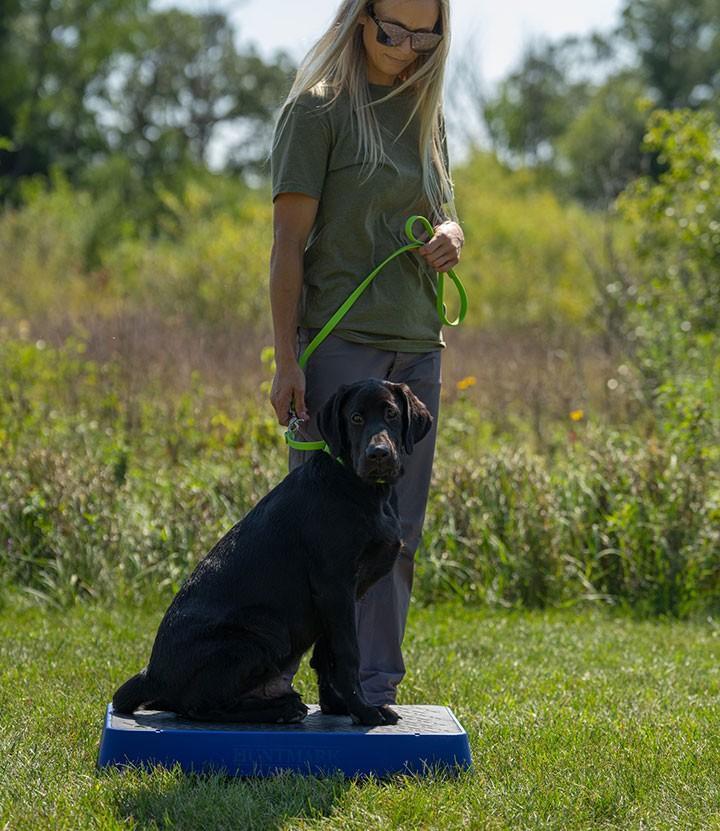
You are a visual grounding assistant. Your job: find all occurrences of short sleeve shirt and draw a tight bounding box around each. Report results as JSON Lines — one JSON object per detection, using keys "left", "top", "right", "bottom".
{"left": 271, "top": 83, "right": 452, "bottom": 352}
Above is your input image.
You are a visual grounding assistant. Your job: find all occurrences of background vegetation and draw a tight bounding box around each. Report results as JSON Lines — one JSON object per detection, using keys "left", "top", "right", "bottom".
{"left": 0, "top": 0, "right": 718, "bottom": 616}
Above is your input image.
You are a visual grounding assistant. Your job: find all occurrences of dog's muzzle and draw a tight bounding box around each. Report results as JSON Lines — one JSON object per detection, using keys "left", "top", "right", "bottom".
{"left": 356, "top": 438, "right": 402, "bottom": 484}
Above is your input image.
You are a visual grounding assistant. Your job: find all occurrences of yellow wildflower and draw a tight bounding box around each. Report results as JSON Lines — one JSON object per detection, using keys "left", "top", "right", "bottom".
{"left": 457, "top": 376, "right": 477, "bottom": 391}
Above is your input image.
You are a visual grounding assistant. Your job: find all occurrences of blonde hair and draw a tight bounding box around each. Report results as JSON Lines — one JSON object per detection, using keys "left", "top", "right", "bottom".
{"left": 271, "top": 0, "right": 457, "bottom": 224}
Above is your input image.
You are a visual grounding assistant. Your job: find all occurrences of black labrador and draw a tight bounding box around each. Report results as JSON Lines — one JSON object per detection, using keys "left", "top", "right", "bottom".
{"left": 112, "top": 378, "right": 432, "bottom": 726}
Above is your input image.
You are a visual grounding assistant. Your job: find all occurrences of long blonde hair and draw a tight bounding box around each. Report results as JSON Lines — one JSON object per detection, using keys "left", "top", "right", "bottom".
{"left": 271, "top": 0, "right": 457, "bottom": 224}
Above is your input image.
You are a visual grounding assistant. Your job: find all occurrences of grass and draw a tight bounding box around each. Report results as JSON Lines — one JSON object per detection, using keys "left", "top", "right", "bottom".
{"left": 1, "top": 594, "right": 720, "bottom": 830}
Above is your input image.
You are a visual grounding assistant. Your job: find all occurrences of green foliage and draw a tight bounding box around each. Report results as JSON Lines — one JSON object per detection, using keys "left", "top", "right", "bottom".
{"left": 0, "top": 167, "right": 269, "bottom": 322}
{"left": 419, "top": 431, "right": 720, "bottom": 616}
{"left": 1, "top": 335, "right": 717, "bottom": 616}
{"left": 619, "top": 0, "right": 720, "bottom": 111}
{"left": 556, "top": 73, "right": 654, "bottom": 204}
{"left": 0, "top": 94, "right": 716, "bottom": 623}
{"left": 0, "top": 168, "right": 97, "bottom": 318}
{"left": 479, "top": 0, "right": 720, "bottom": 203}
{"left": 0, "top": 0, "right": 289, "bottom": 207}
{"left": 0, "top": 334, "right": 284, "bottom": 606}
{"left": 454, "top": 152, "right": 603, "bottom": 330}
{"left": 418, "top": 404, "right": 719, "bottom": 617}
{"left": 0, "top": 154, "right": 604, "bottom": 332}
{"left": 0, "top": 0, "right": 150, "bottom": 197}
{"left": 85, "top": 6, "right": 290, "bottom": 182}
{"left": 482, "top": 37, "right": 587, "bottom": 165}
{"left": 103, "top": 179, "right": 273, "bottom": 326}
{"left": 614, "top": 107, "right": 720, "bottom": 457}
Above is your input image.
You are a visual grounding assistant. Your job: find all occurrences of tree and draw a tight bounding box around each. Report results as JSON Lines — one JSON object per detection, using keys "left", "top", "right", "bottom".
{"left": 477, "top": 0, "right": 720, "bottom": 206}
{"left": 481, "top": 34, "right": 613, "bottom": 168}
{"left": 613, "top": 108, "right": 720, "bottom": 452}
{"left": 555, "top": 72, "right": 655, "bottom": 205}
{"left": 0, "top": 2, "right": 291, "bottom": 203}
{"left": 617, "top": 0, "right": 720, "bottom": 111}
{"left": 0, "top": 0, "right": 150, "bottom": 201}
{"left": 0, "top": 0, "right": 24, "bottom": 150}
{"left": 91, "top": 9, "right": 290, "bottom": 178}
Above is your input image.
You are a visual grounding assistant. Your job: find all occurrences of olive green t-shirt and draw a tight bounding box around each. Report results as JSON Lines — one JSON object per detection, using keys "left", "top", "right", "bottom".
{"left": 271, "top": 83, "right": 452, "bottom": 352}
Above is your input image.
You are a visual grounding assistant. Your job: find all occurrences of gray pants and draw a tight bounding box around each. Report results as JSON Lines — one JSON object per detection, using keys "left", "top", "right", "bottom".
{"left": 283, "top": 326, "right": 442, "bottom": 706}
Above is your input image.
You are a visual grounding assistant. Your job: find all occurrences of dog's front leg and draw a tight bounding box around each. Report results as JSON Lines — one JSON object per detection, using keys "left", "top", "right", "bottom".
{"left": 310, "top": 635, "right": 348, "bottom": 715}
{"left": 312, "top": 588, "right": 397, "bottom": 726}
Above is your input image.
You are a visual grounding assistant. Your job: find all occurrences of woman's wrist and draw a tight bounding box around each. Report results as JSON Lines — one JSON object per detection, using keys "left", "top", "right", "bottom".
{"left": 435, "top": 220, "right": 464, "bottom": 249}
{"left": 275, "top": 347, "right": 299, "bottom": 369}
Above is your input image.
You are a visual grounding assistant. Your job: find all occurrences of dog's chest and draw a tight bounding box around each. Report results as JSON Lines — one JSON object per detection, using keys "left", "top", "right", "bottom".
{"left": 357, "top": 500, "right": 403, "bottom": 570}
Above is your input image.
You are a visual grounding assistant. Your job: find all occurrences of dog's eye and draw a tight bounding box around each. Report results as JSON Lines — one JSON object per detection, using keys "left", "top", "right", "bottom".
{"left": 351, "top": 413, "right": 364, "bottom": 424}
{"left": 386, "top": 407, "right": 400, "bottom": 420}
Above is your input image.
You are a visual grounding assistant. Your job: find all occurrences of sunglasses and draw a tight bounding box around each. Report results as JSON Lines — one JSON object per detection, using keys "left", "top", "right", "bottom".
{"left": 365, "top": 2, "right": 443, "bottom": 54}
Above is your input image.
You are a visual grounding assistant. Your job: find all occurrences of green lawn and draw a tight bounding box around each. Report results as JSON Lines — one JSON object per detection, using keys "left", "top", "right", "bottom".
{"left": 1, "top": 593, "right": 719, "bottom": 830}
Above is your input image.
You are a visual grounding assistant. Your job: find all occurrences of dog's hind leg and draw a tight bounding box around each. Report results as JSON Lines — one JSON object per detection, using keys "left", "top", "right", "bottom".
{"left": 177, "top": 620, "right": 308, "bottom": 722}
{"left": 185, "top": 691, "right": 308, "bottom": 724}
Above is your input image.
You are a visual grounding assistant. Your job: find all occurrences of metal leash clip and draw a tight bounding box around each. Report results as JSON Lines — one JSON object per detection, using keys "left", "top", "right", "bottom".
{"left": 284, "top": 400, "right": 307, "bottom": 444}
{"left": 284, "top": 404, "right": 327, "bottom": 452}
{"left": 287, "top": 410, "right": 305, "bottom": 436}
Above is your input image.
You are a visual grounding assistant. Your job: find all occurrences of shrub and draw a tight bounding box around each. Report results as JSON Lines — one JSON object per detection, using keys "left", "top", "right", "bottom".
{"left": 613, "top": 108, "right": 720, "bottom": 460}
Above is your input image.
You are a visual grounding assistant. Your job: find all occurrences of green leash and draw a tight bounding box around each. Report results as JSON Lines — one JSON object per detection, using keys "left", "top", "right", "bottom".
{"left": 284, "top": 214, "right": 468, "bottom": 454}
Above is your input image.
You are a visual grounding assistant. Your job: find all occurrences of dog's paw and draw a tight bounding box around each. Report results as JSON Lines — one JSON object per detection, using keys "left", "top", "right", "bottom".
{"left": 377, "top": 704, "right": 401, "bottom": 725}
{"left": 350, "top": 705, "right": 395, "bottom": 727}
{"left": 276, "top": 698, "right": 309, "bottom": 724}
{"left": 350, "top": 710, "right": 381, "bottom": 726}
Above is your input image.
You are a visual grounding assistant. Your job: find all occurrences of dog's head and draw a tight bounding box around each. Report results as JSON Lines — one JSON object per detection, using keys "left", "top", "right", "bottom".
{"left": 317, "top": 379, "right": 433, "bottom": 485}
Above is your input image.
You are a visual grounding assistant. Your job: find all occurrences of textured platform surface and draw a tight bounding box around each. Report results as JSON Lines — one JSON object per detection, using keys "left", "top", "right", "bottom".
{"left": 97, "top": 703, "right": 473, "bottom": 778}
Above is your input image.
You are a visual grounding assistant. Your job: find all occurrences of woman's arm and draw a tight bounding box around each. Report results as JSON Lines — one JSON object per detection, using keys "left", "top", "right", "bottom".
{"left": 269, "top": 192, "right": 320, "bottom": 426}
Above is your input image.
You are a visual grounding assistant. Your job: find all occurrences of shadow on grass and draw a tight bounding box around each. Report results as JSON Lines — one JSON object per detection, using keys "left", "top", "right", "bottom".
{"left": 102, "top": 760, "right": 468, "bottom": 828}
{"left": 104, "top": 764, "right": 352, "bottom": 829}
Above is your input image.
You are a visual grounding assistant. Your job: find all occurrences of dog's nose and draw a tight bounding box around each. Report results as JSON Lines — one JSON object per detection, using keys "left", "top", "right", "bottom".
{"left": 366, "top": 444, "right": 391, "bottom": 460}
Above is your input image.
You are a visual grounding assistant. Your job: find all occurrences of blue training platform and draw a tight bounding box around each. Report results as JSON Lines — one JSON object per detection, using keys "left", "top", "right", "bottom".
{"left": 97, "top": 703, "right": 473, "bottom": 778}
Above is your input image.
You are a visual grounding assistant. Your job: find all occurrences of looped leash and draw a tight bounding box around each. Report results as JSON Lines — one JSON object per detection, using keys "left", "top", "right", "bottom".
{"left": 284, "top": 214, "right": 468, "bottom": 453}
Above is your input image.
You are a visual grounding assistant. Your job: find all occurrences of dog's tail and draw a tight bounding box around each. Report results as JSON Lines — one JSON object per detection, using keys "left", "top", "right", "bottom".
{"left": 112, "top": 668, "right": 155, "bottom": 714}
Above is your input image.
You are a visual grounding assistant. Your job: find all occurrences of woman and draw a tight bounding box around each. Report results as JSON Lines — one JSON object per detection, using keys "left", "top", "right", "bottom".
{"left": 269, "top": 0, "right": 464, "bottom": 708}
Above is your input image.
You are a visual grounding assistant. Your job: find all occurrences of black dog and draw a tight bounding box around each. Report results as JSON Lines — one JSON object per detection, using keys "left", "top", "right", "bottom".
{"left": 112, "top": 379, "right": 432, "bottom": 726}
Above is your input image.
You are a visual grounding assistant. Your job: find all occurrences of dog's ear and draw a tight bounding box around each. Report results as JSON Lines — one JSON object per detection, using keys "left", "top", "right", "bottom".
{"left": 387, "top": 382, "right": 433, "bottom": 455}
{"left": 317, "top": 384, "right": 352, "bottom": 459}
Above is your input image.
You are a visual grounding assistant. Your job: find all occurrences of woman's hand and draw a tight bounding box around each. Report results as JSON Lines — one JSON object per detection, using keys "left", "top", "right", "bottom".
{"left": 417, "top": 220, "right": 464, "bottom": 272}
{"left": 270, "top": 359, "right": 308, "bottom": 427}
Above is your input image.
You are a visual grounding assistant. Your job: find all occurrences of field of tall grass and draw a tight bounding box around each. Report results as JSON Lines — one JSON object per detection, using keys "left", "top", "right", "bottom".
{"left": 1, "top": 328, "right": 717, "bottom": 617}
